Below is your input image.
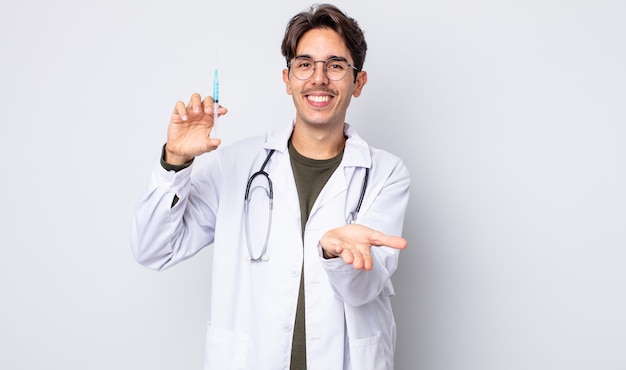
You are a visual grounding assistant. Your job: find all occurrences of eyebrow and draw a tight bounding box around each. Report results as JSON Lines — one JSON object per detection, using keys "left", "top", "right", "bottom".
{"left": 294, "top": 54, "right": 348, "bottom": 62}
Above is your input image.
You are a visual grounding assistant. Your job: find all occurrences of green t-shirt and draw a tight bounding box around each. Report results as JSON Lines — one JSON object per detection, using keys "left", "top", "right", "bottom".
{"left": 288, "top": 138, "right": 344, "bottom": 370}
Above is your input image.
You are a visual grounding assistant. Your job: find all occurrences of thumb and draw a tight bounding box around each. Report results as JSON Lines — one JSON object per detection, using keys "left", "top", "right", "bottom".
{"left": 371, "top": 231, "right": 408, "bottom": 250}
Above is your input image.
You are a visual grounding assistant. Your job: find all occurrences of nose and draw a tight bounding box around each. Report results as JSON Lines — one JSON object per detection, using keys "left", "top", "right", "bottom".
{"left": 311, "top": 60, "right": 329, "bottom": 83}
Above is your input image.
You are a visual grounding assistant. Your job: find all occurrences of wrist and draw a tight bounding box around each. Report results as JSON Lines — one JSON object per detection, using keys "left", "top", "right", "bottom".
{"left": 161, "top": 144, "right": 194, "bottom": 172}
{"left": 164, "top": 148, "right": 193, "bottom": 166}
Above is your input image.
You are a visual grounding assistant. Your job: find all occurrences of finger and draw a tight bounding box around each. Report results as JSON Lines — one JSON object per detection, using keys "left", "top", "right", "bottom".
{"left": 205, "top": 137, "right": 222, "bottom": 151}
{"left": 352, "top": 251, "right": 363, "bottom": 270}
{"left": 202, "top": 98, "right": 229, "bottom": 117}
{"left": 173, "top": 100, "right": 189, "bottom": 121}
{"left": 361, "top": 249, "right": 373, "bottom": 271}
{"left": 350, "top": 249, "right": 370, "bottom": 271}
{"left": 323, "top": 242, "right": 343, "bottom": 259}
{"left": 340, "top": 248, "right": 354, "bottom": 266}
{"left": 202, "top": 96, "right": 215, "bottom": 113}
{"left": 188, "top": 93, "right": 202, "bottom": 113}
{"left": 370, "top": 231, "right": 408, "bottom": 250}
{"left": 354, "top": 245, "right": 374, "bottom": 270}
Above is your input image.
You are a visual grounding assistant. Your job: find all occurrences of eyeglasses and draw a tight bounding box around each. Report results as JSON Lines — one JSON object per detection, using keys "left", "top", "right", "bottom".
{"left": 288, "top": 56, "right": 358, "bottom": 81}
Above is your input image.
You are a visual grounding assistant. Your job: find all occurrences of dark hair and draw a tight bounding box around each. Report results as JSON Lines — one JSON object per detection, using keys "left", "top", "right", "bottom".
{"left": 281, "top": 4, "right": 367, "bottom": 77}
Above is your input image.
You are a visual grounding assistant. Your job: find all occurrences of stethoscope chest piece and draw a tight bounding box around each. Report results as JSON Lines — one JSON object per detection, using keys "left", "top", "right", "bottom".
{"left": 246, "top": 255, "right": 270, "bottom": 262}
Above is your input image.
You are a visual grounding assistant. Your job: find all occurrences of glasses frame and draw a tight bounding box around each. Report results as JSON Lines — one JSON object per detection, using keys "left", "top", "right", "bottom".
{"left": 288, "top": 56, "right": 359, "bottom": 81}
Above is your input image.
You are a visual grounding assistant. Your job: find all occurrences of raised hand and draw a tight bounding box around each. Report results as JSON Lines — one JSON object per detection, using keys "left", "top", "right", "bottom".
{"left": 320, "top": 224, "right": 408, "bottom": 270}
{"left": 164, "top": 93, "right": 228, "bottom": 165}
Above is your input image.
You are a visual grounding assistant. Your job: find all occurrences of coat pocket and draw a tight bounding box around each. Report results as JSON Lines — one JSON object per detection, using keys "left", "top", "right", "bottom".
{"left": 204, "top": 322, "right": 249, "bottom": 370}
{"left": 348, "top": 331, "right": 387, "bottom": 370}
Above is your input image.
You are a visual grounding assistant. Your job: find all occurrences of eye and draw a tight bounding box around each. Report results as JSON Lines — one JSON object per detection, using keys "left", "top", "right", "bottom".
{"left": 294, "top": 58, "right": 313, "bottom": 69}
{"left": 326, "top": 57, "right": 348, "bottom": 73}
{"left": 326, "top": 59, "right": 347, "bottom": 71}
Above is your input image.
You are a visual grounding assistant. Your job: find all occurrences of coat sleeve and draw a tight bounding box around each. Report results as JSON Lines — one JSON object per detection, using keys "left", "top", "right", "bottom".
{"left": 130, "top": 158, "right": 219, "bottom": 271}
{"left": 321, "top": 154, "right": 410, "bottom": 306}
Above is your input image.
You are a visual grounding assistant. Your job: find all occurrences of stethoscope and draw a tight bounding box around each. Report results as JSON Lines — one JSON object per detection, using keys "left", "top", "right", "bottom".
{"left": 243, "top": 149, "right": 369, "bottom": 262}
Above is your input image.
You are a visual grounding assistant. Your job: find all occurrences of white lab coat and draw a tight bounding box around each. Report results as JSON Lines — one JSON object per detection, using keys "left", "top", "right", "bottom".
{"left": 131, "top": 122, "right": 410, "bottom": 370}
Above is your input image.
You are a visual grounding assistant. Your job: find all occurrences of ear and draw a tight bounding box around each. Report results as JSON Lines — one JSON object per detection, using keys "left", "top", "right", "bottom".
{"left": 282, "top": 69, "right": 293, "bottom": 95}
{"left": 352, "top": 70, "right": 367, "bottom": 97}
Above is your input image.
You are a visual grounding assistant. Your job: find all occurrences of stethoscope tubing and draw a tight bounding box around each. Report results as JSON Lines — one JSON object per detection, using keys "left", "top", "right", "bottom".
{"left": 243, "top": 148, "right": 368, "bottom": 261}
{"left": 244, "top": 150, "right": 275, "bottom": 261}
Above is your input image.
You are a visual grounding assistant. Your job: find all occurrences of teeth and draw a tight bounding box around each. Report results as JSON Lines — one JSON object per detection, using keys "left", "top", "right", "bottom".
{"left": 307, "top": 95, "right": 330, "bottom": 103}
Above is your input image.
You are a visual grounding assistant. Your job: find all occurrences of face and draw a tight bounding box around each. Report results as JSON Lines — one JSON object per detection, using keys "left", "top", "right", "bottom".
{"left": 282, "top": 28, "right": 367, "bottom": 130}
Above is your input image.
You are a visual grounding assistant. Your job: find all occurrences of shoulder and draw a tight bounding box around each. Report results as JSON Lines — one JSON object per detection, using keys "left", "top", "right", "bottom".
{"left": 219, "top": 122, "right": 293, "bottom": 158}
{"left": 368, "top": 146, "right": 410, "bottom": 186}
{"left": 369, "top": 145, "right": 405, "bottom": 165}
{"left": 211, "top": 135, "right": 264, "bottom": 171}
{"left": 221, "top": 135, "right": 264, "bottom": 153}
{"left": 345, "top": 123, "right": 409, "bottom": 176}
{"left": 214, "top": 125, "right": 289, "bottom": 166}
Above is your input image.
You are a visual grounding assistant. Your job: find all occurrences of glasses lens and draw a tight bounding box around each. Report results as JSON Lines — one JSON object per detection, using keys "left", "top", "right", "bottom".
{"left": 291, "top": 58, "right": 350, "bottom": 81}
{"left": 291, "top": 58, "right": 314, "bottom": 80}
{"left": 324, "top": 58, "right": 349, "bottom": 81}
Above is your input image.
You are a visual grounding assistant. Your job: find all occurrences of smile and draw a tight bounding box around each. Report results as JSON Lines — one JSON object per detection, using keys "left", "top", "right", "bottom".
{"left": 307, "top": 95, "right": 331, "bottom": 103}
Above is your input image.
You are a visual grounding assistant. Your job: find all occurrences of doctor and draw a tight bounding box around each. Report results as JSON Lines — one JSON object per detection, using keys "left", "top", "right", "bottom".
{"left": 131, "top": 3, "right": 410, "bottom": 370}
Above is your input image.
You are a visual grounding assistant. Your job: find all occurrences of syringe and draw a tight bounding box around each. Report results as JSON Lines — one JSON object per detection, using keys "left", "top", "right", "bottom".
{"left": 212, "top": 69, "right": 219, "bottom": 138}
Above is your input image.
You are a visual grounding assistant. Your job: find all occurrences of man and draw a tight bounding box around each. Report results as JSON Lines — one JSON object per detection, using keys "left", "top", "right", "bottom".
{"left": 131, "top": 4, "right": 410, "bottom": 369}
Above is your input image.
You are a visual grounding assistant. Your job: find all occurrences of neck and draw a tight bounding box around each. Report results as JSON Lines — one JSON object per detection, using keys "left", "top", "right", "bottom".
{"left": 291, "top": 122, "right": 346, "bottom": 160}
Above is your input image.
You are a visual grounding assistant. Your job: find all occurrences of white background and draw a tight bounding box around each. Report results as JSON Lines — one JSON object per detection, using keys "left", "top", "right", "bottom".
{"left": 1, "top": 0, "right": 625, "bottom": 369}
